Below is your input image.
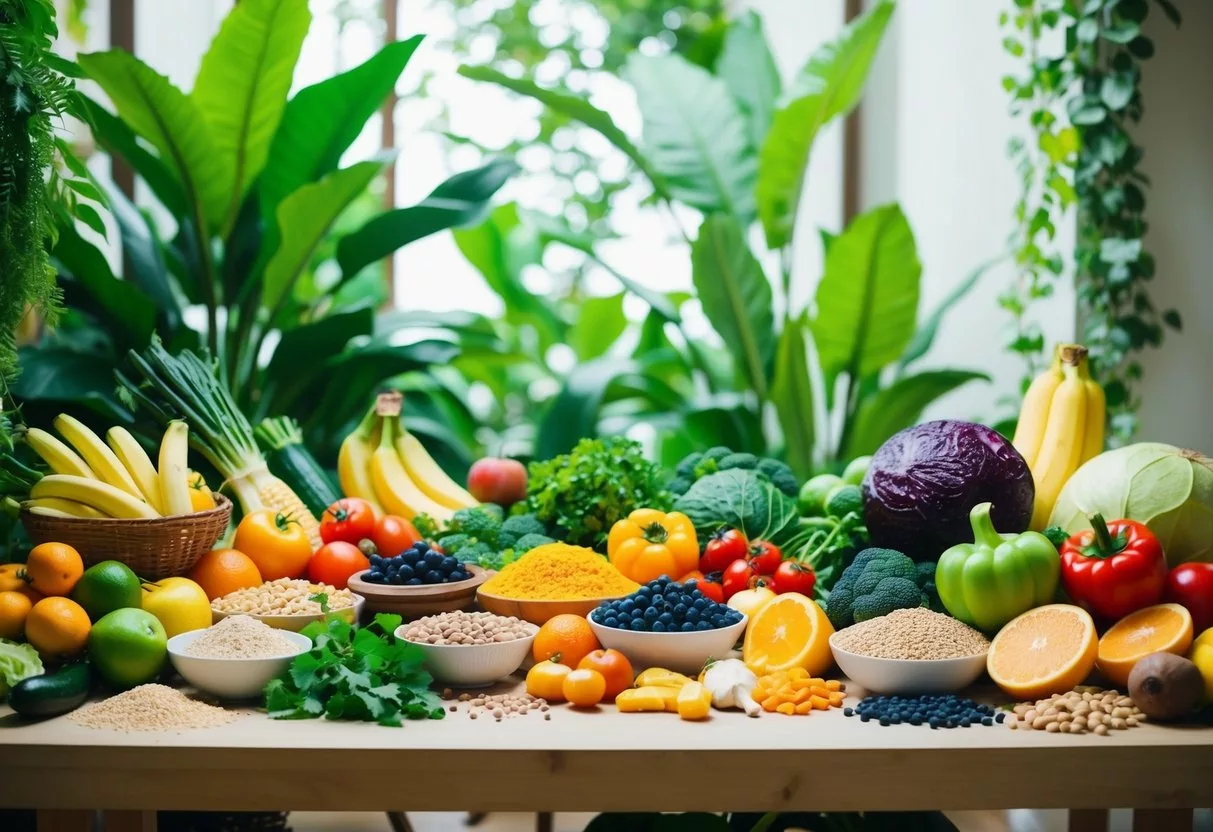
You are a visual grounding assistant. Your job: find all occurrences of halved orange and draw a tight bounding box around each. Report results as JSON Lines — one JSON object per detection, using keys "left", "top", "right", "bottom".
{"left": 743, "top": 592, "right": 834, "bottom": 676}
{"left": 987, "top": 604, "right": 1097, "bottom": 700}
{"left": 1097, "top": 603, "right": 1193, "bottom": 688}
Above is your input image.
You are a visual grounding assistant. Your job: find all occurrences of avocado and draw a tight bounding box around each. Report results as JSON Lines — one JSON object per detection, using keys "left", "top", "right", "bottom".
{"left": 1128, "top": 652, "right": 1203, "bottom": 721}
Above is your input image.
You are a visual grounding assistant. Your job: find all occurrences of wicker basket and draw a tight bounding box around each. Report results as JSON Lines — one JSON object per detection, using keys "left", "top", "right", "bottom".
{"left": 21, "top": 494, "right": 233, "bottom": 579}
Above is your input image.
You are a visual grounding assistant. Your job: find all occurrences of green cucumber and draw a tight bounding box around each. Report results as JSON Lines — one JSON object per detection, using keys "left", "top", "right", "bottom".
{"left": 10, "top": 662, "right": 91, "bottom": 717}
{"left": 255, "top": 417, "right": 340, "bottom": 516}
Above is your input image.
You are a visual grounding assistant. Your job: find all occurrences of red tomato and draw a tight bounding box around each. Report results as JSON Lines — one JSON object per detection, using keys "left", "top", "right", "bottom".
{"left": 306, "top": 541, "right": 370, "bottom": 589}
{"left": 685, "top": 573, "right": 724, "bottom": 603}
{"left": 700, "top": 528, "right": 747, "bottom": 573}
{"left": 722, "top": 559, "right": 759, "bottom": 600}
{"left": 1165, "top": 562, "right": 1213, "bottom": 634}
{"left": 370, "top": 515, "right": 422, "bottom": 557}
{"left": 747, "top": 539, "right": 782, "bottom": 575}
{"left": 772, "top": 560, "right": 816, "bottom": 596}
{"left": 319, "top": 498, "right": 376, "bottom": 545}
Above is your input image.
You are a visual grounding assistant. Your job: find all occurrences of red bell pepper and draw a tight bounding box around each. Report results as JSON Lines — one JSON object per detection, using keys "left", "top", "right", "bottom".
{"left": 1165, "top": 563, "right": 1213, "bottom": 634}
{"left": 1059, "top": 514, "right": 1167, "bottom": 621}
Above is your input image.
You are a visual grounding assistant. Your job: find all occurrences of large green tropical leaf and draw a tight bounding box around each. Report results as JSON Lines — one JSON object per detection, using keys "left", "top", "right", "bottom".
{"left": 261, "top": 305, "right": 375, "bottom": 415}
{"left": 810, "top": 203, "right": 920, "bottom": 379}
{"left": 844, "top": 370, "right": 990, "bottom": 458}
{"left": 771, "top": 315, "right": 815, "bottom": 478}
{"left": 262, "top": 158, "right": 390, "bottom": 312}
{"left": 81, "top": 96, "right": 188, "bottom": 218}
{"left": 337, "top": 158, "right": 519, "bottom": 279}
{"left": 102, "top": 182, "right": 181, "bottom": 333}
{"left": 458, "top": 65, "right": 669, "bottom": 199}
{"left": 624, "top": 54, "right": 756, "bottom": 222}
{"left": 12, "top": 345, "right": 130, "bottom": 420}
{"left": 262, "top": 37, "right": 423, "bottom": 218}
{"left": 535, "top": 358, "right": 644, "bottom": 459}
{"left": 51, "top": 224, "right": 155, "bottom": 348}
{"left": 716, "top": 11, "right": 782, "bottom": 154}
{"left": 569, "top": 294, "right": 627, "bottom": 361}
{"left": 690, "top": 214, "right": 774, "bottom": 398}
{"left": 191, "top": 0, "right": 310, "bottom": 230}
{"left": 78, "top": 50, "right": 231, "bottom": 230}
{"left": 899, "top": 256, "right": 1002, "bottom": 371}
{"left": 757, "top": 1, "right": 893, "bottom": 249}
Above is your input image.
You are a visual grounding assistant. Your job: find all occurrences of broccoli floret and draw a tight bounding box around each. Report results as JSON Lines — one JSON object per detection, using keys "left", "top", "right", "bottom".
{"left": 915, "top": 561, "right": 942, "bottom": 611}
{"left": 499, "top": 514, "right": 548, "bottom": 548}
{"left": 411, "top": 513, "right": 440, "bottom": 540}
{"left": 755, "top": 458, "right": 799, "bottom": 498}
{"left": 513, "top": 533, "right": 555, "bottom": 552}
{"left": 852, "top": 577, "right": 925, "bottom": 623}
{"left": 449, "top": 506, "right": 502, "bottom": 546}
{"left": 436, "top": 533, "right": 472, "bottom": 554}
{"left": 692, "top": 446, "right": 733, "bottom": 478}
{"left": 824, "top": 484, "right": 864, "bottom": 519}
{"left": 675, "top": 451, "right": 704, "bottom": 479}
{"left": 823, "top": 547, "right": 926, "bottom": 630}
{"left": 452, "top": 540, "right": 496, "bottom": 565}
{"left": 477, "top": 503, "right": 505, "bottom": 522}
{"left": 718, "top": 452, "right": 760, "bottom": 471}
{"left": 914, "top": 561, "right": 936, "bottom": 589}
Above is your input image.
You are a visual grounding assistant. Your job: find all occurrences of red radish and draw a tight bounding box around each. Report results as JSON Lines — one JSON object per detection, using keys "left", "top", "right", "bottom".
{"left": 467, "top": 457, "right": 527, "bottom": 506}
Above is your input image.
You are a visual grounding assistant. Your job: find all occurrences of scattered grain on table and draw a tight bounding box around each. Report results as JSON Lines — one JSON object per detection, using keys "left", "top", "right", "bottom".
{"left": 70, "top": 685, "right": 238, "bottom": 732}
{"left": 479, "top": 543, "right": 639, "bottom": 600}
{"left": 1006, "top": 686, "right": 1144, "bottom": 735}
{"left": 833, "top": 607, "right": 990, "bottom": 660}
{"left": 443, "top": 688, "right": 550, "bottom": 721}
{"left": 212, "top": 578, "right": 355, "bottom": 616}
{"left": 183, "top": 615, "right": 298, "bottom": 659}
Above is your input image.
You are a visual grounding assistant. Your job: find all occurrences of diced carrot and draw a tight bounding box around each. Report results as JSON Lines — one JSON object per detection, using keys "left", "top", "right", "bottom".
{"left": 761, "top": 695, "right": 781, "bottom": 711}
{"left": 791, "top": 687, "right": 811, "bottom": 704}
{"left": 795, "top": 701, "right": 813, "bottom": 715}
{"left": 805, "top": 677, "right": 825, "bottom": 686}
{"left": 776, "top": 702, "right": 796, "bottom": 715}
{"left": 810, "top": 695, "right": 831, "bottom": 710}
{"left": 809, "top": 685, "right": 830, "bottom": 699}
{"left": 825, "top": 679, "right": 843, "bottom": 691}
{"left": 828, "top": 692, "right": 846, "bottom": 706}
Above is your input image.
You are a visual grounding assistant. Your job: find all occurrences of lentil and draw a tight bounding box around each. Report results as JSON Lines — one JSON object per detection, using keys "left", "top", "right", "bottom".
{"left": 70, "top": 685, "right": 237, "bottom": 732}
{"left": 212, "top": 578, "right": 355, "bottom": 616}
{"left": 846, "top": 694, "right": 1003, "bottom": 728}
{"left": 1007, "top": 686, "right": 1145, "bottom": 735}
{"left": 833, "top": 607, "right": 990, "bottom": 660}
{"left": 182, "top": 615, "right": 298, "bottom": 659}
{"left": 479, "top": 543, "right": 639, "bottom": 601}
{"left": 401, "top": 611, "right": 537, "bottom": 646}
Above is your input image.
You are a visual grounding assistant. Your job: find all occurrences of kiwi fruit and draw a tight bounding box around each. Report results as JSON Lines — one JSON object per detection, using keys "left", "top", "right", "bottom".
{"left": 1128, "top": 652, "right": 1203, "bottom": 720}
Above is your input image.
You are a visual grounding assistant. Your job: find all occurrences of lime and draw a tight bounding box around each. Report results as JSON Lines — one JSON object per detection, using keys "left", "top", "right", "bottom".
{"left": 825, "top": 484, "right": 864, "bottom": 519}
{"left": 88, "top": 608, "right": 167, "bottom": 690}
{"left": 842, "top": 455, "right": 873, "bottom": 486}
{"left": 798, "top": 474, "right": 844, "bottom": 516}
{"left": 72, "top": 561, "right": 141, "bottom": 621}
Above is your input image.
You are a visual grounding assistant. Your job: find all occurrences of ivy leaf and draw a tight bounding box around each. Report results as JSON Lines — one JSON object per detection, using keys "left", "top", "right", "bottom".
{"left": 1100, "top": 238, "right": 1143, "bottom": 265}
{"left": 1100, "top": 73, "right": 1136, "bottom": 110}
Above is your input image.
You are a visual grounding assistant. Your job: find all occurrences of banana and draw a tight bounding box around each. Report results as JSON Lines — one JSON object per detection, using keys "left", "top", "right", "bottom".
{"left": 370, "top": 417, "right": 454, "bottom": 523}
{"left": 1079, "top": 369, "right": 1106, "bottom": 465}
{"left": 53, "top": 413, "right": 143, "bottom": 498}
{"left": 338, "top": 408, "right": 385, "bottom": 514}
{"left": 1028, "top": 349, "right": 1088, "bottom": 530}
{"left": 1012, "top": 348, "right": 1064, "bottom": 467}
{"left": 31, "top": 474, "right": 159, "bottom": 519}
{"left": 157, "top": 420, "right": 193, "bottom": 516}
{"left": 396, "top": 427, "right": 478, "bottom": 510}
{"left": 24, "top": 497, "right": 106, "bottom": 518}
{"left": 25, "top": 427, "right": 96, "bottom": 479}
{"left": 107, "top": 427, "right": 165, "bottom": 513}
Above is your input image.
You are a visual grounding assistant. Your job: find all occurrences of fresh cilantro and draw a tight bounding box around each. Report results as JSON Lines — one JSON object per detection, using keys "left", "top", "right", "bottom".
{"left": 264, "top": 612, "right": 444, "bottom": 727}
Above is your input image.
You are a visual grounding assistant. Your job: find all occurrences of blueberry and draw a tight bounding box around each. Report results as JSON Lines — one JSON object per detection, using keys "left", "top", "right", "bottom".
{"left": 401, "top": 550, "right": 420, "bottom": 565}
{"left": 710, "top": 615, "right": 725, "bottom": 628}
{"left": 620, "top": 599, "right": 635, "bottom": 613}
{"left": 633, "top": 619, "right": 650, "bottom": 632}
{"left": 424, "top": 551, "right": 444, "bottom": 569}
{"left": 643, "top": 606, "right": 659, "bottom": 621}
{"left": 652, "top": 621, "right": 666, "bottom": 632}
{"left": 673, "top": 604, "right": 688, "bottom": 617}
{"left": 843, "top": 707, "right": 854, "bottom": 717}
{"left": 652, "top": 594, "right": 665, "bottom": 606}
{"left": 441, "top": 556, "right": 459, "bottom": 572}
{"left": 605, "top": 617, "right": 619, "bottom": 628}
{"left": 451, "top": 570, "right": 470, "bottom": 582}
{"left": 658, "top": 612, "right": 674, "bottom": 625}
{"left": 424, "top": 569, "right": 443, "bottom": 584}
{"left": 695, "top": 621, "right": 712, "bottom": 631}
{"left": 693, "top": 598, "right": 708, "bottom": 610}
{"left": 981, "top": 717, "right": 993, "bottom": 727}
{"left": 680, "top": 622, "right": 695, "bottom": 632}
{"left": 929, "top": 717, "right": 941, "bottom": 729}
{"left": 414, "top": 541, "right": 429, "bottom": 553}
{"left": 944, "top": 719, "right": 956, "bottom": 729}
{"left": 995, "top": 713, "right": 1006, "bottom": 724}
{"left": 406, "top": 577, "right": 423, "bottom": 586}
{"left": 879, "top": 716, "right": 890, "bottom": 726}
{"left": 860, "top": 713, "right": 871, "bottom": 722}
{"left": 685, "top": 608, "right": 700, "bottom": 623}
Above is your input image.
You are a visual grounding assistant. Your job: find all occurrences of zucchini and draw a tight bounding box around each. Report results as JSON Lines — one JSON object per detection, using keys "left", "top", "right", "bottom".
{"left": 255, "top": 417, "right": 340, "bottom": 517}
{"left": 10, "top": 662, "right": 91, "bottom": 718}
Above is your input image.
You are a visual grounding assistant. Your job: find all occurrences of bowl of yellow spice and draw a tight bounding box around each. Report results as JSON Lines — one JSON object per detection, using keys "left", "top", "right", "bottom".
{"left": 476, "top": 543, "right": 640, "bottom": 625}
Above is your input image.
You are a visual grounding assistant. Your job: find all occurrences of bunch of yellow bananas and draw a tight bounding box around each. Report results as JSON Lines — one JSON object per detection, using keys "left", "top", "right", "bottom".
{"left": 1012, "top": 344, "right": 1106, "bottom": 531}
{"left": 337, "top": 400, "right": 478, "bottom": 523}
{"left": 23, "top": 415, "right": 199, "bottom": 519}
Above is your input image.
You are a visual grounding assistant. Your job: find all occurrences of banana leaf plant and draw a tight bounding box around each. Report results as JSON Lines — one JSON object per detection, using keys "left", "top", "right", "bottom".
{"left": 455, "top": 0, "right": 995, "bottom": 475}
{"left": 12, "top": 0, "right": 517, "bottom": 470}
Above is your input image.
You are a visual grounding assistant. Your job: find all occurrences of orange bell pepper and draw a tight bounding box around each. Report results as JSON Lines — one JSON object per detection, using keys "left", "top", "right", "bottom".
{"left": 607, "top": 509, "right": 699, "bottom": 584}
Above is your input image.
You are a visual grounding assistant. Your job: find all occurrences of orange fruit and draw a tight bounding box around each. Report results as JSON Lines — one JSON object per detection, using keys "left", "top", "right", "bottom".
{"left": 562, "top": 668, "right": 607, "bottom": 707}
{"left": 188, "top": 548, "right": 263, "bottom": 600}
{"left": 532, "top": 614, "right": 600, "bottom": 668}
{"left": 987, "top": 604, "right": 1098, "bottom": 699}
{"left": 23, "top": 542, "right": 84, "bottom": 596}
{"left": 0, "top": 590, "right": 33, "bottom": 640}
{"left": 0, "top": 563, "right": 40, "bottom": 603}
{"left": 742, "top": 592, "right": 834, "bottom": 676}
{"left": 525, "top": 658, "right": 570, "bottom": 702}
{"left": 577, "top": 648, "right": 634, "bottom": 702}
{"left": 25, "top": 596, "right": 91, "bottom": 659}
{"left": 1097, "top": 603, "right": 1194, "bottom": 688}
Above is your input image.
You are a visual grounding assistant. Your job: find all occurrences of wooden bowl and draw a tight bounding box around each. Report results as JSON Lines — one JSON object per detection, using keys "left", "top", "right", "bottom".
{"left": 347, "top": 566, "right": 489, "bottom": 619}
{"left": 475, "top": 590, "right": 630, "bottom": 625}
{"left": 211, "top": 595, "right": 365, "bottom": 633}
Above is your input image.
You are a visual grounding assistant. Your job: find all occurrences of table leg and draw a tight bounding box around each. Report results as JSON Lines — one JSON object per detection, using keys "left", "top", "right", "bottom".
{"left": 103, "top": 811, "right": 156, "bottom": 832}
{"left": 1132, "top": 809, "right": 1193, "bottom": 832}
{"left": 36, "top": 810, "right": 93, "bottom": 832}
{"left": 1069, "top": 809, "right": 1109, "bottom": 832}
{"left": 536, "top": 813, "right": 553, "bottom": 832}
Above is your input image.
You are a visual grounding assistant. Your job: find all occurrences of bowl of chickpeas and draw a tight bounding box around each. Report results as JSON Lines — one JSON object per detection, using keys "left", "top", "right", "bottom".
{"left": 396, "top": 611, "right": 538, "bottom": 687}
{"left": 211, "top": 578, "right": 366, "bottom": 632}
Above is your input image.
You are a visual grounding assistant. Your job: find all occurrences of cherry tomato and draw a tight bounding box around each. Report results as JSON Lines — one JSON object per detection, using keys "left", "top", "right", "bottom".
{"left": 688, "top": 574, "right": 725, "bottom": 604}
{"left": 772, "top": 560, "right": 816, "bottom": 596}
{"left": 370, "top": 515, "right": 422, "bottom": 557}
{"left": 700, "top": 528, "right": 748, "bottom": 574}
{"left": 722, "top": 559, "right": 759, "bottom": 600}
{"left": 306, "top": 541, "right": 371, "bottom": 589}
{"left": 747, "top": 539, "right": 782, "bottom": 575}
{"left": 562, "top": 668, "right": 607, "bottom": 707}
{"left": 319, "top": 498, "right": 377, "bottom": 545}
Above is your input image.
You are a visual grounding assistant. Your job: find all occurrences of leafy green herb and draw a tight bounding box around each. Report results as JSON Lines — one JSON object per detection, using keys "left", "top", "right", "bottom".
{"left": 264, "top": 611, "right": 444, "bottom": 727}
{"left": 672, "top": 469, "right": 798, "bottom": 547}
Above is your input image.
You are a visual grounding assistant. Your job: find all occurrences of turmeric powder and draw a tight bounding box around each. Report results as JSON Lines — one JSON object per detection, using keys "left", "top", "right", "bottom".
{"left": 480, "top": 543, "right": 639, "bottom": 600}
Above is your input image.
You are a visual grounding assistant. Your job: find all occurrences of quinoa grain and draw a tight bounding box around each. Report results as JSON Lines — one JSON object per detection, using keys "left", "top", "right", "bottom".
{"left": 833, "top": 607, "right": 989, "bottom": 660}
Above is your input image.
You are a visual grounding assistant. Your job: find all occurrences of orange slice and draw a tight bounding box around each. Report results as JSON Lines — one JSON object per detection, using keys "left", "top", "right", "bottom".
{"left": 987, "top": 604, "right": 1097, "bottom": 699}
{"left": 743, "top": 592, "right": 834, "bottom": 676}
{"left": 1097, "top": 603, "right": 1194, "bottom": 688}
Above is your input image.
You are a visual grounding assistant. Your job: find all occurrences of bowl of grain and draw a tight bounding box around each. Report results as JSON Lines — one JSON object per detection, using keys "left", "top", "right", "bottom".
{"left": 396, "top": 610, "right": 538, "bottom": 687}
{"left": 829, "top": 607, "right": 991, "bottom": 695}
{"left": 168, "top": 615, "right": 312, "bottom": 700}
{"left": 211, "top": 578, "right": 365, "bottom": 632}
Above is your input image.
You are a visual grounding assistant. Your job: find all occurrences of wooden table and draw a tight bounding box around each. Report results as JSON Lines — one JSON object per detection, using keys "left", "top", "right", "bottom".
{"left": 0, "top": 683, "right": 1210, "bottom": 832}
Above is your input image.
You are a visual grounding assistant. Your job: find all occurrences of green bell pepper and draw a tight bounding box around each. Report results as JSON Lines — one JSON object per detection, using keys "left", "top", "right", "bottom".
{"left": 935, "top": 502, "right": 1060, "bottom": 632}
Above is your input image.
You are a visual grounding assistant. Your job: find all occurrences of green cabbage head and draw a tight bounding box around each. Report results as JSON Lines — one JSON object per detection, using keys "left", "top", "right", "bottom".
{"left": 0, "top": 638, "right": 43, "bottom": 699}
{"left": 1050, "top": 442, "right": 1213, "bottom": 566}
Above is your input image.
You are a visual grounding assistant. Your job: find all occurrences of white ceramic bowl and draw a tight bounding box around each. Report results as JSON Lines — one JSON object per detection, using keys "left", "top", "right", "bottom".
{"left": 167, "top": 628, "right": 312, "bottom": 700}
{"left": 829, "top": 634, "right": 988, "bottom": 695}
{"left": 396, "top": 625, "right": 536, "bottom": 688}
{"left": 586, "top": 616, "right": 747, "bottom": 675}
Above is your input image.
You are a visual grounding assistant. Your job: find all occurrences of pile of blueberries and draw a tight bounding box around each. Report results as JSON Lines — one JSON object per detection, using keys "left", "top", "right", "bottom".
{"left": 364, "top": 541, "right": 472, "bottom": 586}
{"left": 844, "top": 694, "right": 1006, "bottom": 729}
{"left": 591, "top": 577, "right": 744, "bottom": 632}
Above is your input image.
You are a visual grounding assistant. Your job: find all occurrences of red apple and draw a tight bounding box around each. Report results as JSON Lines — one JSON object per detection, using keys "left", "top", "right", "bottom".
{"left": 467, "top": 457, "right": 528, "bottom": 507}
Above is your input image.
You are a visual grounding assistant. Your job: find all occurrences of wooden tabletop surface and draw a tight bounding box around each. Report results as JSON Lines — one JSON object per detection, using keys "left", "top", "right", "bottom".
{"left": 1, "top": 678, "right": 1210, "bottom": 815}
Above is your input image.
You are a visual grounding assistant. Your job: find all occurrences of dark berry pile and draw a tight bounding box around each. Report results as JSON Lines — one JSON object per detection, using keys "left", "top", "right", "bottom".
{"left": 844, "top": 694, "right": 1005, "bottom": 728}
{"left": 590, "top": 577, "right": 744, "bottom": 633}
{"left": 364, "top": 541, "right": 472, "bottom": 586}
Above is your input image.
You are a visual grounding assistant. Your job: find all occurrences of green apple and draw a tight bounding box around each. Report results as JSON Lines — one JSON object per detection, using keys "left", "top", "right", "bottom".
{"left": 89, "top": 608, "right": 167, "bottom": 689}
{"left": 141, "top": 576, "right": 212, "bottom": 638}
